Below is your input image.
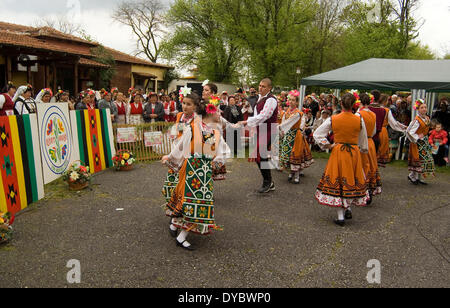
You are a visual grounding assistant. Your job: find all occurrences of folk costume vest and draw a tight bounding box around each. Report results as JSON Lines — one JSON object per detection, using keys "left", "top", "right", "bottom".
{"left": 332, "top": 112, "right": 361, "bottom": 145}
{"left": 256, "top": 93, "right": 278, "bottom": 153}
{"left": 0, "top": 93, "right": 14, "bottom": 116}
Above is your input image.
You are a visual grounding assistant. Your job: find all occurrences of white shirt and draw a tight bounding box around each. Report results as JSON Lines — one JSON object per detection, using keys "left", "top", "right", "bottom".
{"left": 247, "top": 93, "right": 277, "bottom": 128}
{"left": 313, "top": 116, "right": 369, "bottom": 153}
{"left": 406, "top": 115, "right": 428, "bottom": 144}
{"left": 0, "top": 94, "right": 7, "bottom": 109}
{"left": 279, "top": 111, "right": 307, "bottom": 134}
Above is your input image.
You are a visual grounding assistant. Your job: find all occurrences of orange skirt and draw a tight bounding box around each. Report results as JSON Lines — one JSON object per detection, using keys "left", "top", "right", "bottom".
{"left": 316, "top": 144, "right": 369, "bottom": 208}
{"left": 361, "top": 138, "right": 382, "bottom": 196}
{"left": 377, "top": 127, "right": 390, "bottom": 166}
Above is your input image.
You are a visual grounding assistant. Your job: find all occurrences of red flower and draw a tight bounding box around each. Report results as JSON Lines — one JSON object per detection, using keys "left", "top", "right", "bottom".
{"left": 206, "top": 104, "right": 217, "bottom": 114}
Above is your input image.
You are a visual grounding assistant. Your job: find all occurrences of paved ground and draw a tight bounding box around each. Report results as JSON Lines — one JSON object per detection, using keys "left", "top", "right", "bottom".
{"left": 1, "top": 159, "right": 449, "bottom": 288}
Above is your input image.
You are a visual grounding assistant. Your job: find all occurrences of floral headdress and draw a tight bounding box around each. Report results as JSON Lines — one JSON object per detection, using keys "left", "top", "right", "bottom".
{"left": 288, "top": 90, "right": 300, "bottom": 100}
{"left": 206, "top": 95, "right": 220, "bottom": 114}
{"left": 202, "top": 79, "right": 210, "bottom": 87}
{"left": 111, "top": 87, "right": 119, "bottom": 93}
{"left": 414, "top": 99, "right": 425, "bottom": 111}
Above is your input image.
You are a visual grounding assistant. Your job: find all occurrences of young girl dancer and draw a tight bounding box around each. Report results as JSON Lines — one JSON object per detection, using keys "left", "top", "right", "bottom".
{"left": 162, "top": 88, "right": 196, "bottom": 204}
{"left": 279, "top": 90, "right": 314, "bottom": 184}
{"left": 314, "top": 93, "right": 370, "bottom": 226}
{"left": 162, "top": 92, "right": 230, "bottom": 250}
{"left": 407, "top": 100, "right": 435, "bottom": 185}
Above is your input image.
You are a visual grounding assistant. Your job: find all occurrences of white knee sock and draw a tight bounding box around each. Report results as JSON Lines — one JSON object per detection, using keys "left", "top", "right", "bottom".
{"left": 337, "top": 208, "right": 345, "bottom": 221}
{"left": 177, "top": 230, "right": 191, "bottom": 247}
{"left": 170, "top": 218, "right": 178, "bottom": 231}
{"left": 294, "top": 171, "right": 300, "bottom": 181}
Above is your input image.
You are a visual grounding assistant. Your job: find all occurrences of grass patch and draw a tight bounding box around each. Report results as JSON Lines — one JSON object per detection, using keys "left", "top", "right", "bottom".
{"left": 389, "top": 160, "right": 450, "bottom": 174}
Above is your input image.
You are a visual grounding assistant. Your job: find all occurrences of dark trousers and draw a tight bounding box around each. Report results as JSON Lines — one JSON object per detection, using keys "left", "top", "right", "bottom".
{"left": 257, "top": 159, "right": 272, "bottom": 186}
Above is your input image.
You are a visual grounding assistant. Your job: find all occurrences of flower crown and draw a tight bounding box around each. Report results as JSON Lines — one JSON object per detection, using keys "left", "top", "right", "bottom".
{"left": 288, "top": 90, "right": 300, "bottom": 100}
{"left": 414, "top": 99, "right": 425, "bottom": 111}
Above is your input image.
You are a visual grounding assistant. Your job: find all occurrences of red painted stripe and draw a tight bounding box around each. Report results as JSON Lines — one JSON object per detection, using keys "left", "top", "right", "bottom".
{"left": 0, "top": 116, "right": 22, "bottom": 215}
{"left": 88, "top": 109, "right": 102, "bottom": 174}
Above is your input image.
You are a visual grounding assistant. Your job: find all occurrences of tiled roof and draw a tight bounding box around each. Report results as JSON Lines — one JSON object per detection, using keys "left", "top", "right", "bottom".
{"left": 0, "top": 21, "right": 174, "bottom": 69}
{"left": 79, "top": 57, "right": 110, "bottom": 68}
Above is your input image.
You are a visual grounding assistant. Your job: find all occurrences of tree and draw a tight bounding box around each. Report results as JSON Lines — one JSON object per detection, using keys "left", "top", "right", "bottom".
{"left": 112, "top": 0, "right": 166, "bottom": 62}
{"left": 391, "top": 0, "right": 422, "bottom": 52}
{"left": 220, "top": 0, "right": 316, "bottom": 85}
{"left": 161, "top": 0, "right": 241, "bottom": 83}
{"left": 33, "top": 16, "right": 83, "bottom": 36}
{"left": 90, "top": 46, "right": 117, "bottom": 89}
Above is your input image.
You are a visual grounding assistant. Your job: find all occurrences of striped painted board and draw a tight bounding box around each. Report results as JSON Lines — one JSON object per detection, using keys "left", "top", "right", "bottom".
{"left": 0, "top": 115, "right": 45, "bottom": 215}
{"left": 70, "top": 109, "right": 116, "bottom": 174}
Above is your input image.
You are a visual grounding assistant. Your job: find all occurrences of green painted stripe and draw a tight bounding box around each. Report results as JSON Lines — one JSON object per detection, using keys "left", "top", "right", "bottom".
{"left": 16, "top": 115, "right": 33, "bottom": 205}
{"left": 101, "top": 109, "right": 113, "bottom": 167}
{"left": 22, "top": 115, "right": 38, "bottom": 202}
{"left": 76, "top": 111, "right": 86, "bottom": 165}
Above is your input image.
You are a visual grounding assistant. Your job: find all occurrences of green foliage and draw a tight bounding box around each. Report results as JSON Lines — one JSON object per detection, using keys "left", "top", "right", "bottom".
{"left": 162, "top": 0, "right": 437, "bottom": 87}
{"left": 90, "top": 46, "right": 117, "bottom": 89}
{"left": 161, "top": 0, "right": 241, "bottom": 83}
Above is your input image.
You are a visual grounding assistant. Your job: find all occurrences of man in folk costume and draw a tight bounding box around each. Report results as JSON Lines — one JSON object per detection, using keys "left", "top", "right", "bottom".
{"left": 238, "top": 78, "right": 278, "bottom": 193}
{"left": 368, "top": 90, "right": 406, "bottom": 167}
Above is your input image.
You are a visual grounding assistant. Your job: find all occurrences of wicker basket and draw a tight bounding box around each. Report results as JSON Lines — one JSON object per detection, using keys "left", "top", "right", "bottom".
{"left": 68, "top": 181, "right": 89, "bottom": 191}
{"left": 119, "top": 165, "right": 134, "bottom": 171}
{"left": 66, "top": 160, "right": 90, "bottom": 191}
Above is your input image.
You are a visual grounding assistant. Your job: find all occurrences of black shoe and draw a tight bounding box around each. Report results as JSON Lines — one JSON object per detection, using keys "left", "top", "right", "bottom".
{"left": 258, "top": 182, "right": 274, "bottom": 194}
{"left": 408, "top": 176, "right": 419, "bottom": 185}
{"left": 366, "top": 194, "right": 373, "bottom": 206}
{"left": 344, "top": 210, "right": 353, "bottom": 220}
{"left": 269, "top": 182, "right": 276, "bottom": 191}
{"left": 288, "top": 175, "right": 293, "bottom": 183}
{"left": 418, "top": 180, "right": 428, "bottom": 185}
{"left": 169, "top": 224, "right": 178, "bottom": 238}
{"left": 176, "top": 240, "right": 195, "bottom": 251}
{"left": 334, "top": 219, "right": 346, "bottom": 227}
{"left": 293, "top": 178, "right": 300, "bottom": 185}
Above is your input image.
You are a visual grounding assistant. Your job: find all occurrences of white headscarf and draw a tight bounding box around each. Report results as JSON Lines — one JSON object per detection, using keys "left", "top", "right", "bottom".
{"left": 12, "top": 86, "right": 29, "bottom": 103}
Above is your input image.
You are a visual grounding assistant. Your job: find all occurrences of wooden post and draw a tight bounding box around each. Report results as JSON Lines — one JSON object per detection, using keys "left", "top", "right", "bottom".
{"left": 44, "top": 64, "right": 48, "bottom": 88}
{"left": 6, "top": 56, "right": 12, "bottom": 83}
{"left": 52, "top": 61, "right": 57, "bottom": 91}
{"left": 74, "top": 62, "right": 79, "bottom": 94}
{"left": 27, "top": 64, "right": 32, "bottom": 84}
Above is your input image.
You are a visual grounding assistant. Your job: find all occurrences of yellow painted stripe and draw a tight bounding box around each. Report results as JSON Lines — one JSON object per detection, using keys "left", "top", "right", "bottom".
{"left": 84, "top": 111, "right": 95, "bottom": 174}
{"left": 0, "top": 166, "right": 7, "bottom": 213}
{"left": 95, "top": 109, "right": 106, "bottom": 170}
{"left": 8, "top": 117, "right": 28, "bottom": 210}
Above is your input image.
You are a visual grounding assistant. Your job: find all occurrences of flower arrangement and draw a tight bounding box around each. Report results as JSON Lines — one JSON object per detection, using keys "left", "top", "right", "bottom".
{"left": 0, "top": 212, "right": 14, "bottom": 245}
{"left": 63, "top": 161, "right": 91, "bottom": 191}
{"left": 112, "top": 150, "right": 136, "bottom": 171}
{"left": 414, "top": 99, "right": 425, "bottom": 111}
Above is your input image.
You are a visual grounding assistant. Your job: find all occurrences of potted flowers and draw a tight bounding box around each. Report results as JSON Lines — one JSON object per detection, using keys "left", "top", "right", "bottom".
{"left": 63, "top": 161, "right": 91, "bottom": 191}
{"left": 0, "top": 212, "right": 14, "bottom": 245}
{"left": 112, "top": 150, "right": 136, "bottom": 171}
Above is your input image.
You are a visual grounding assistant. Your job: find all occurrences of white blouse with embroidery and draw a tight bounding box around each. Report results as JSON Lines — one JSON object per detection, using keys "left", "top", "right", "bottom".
{"left": 313, "top": 116, "right": 369, "bottom": 153}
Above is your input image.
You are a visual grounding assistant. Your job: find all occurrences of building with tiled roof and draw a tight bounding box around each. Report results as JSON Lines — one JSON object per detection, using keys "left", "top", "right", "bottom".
{"left": 0, "top": 21, "right": 174, "bottom": 94}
